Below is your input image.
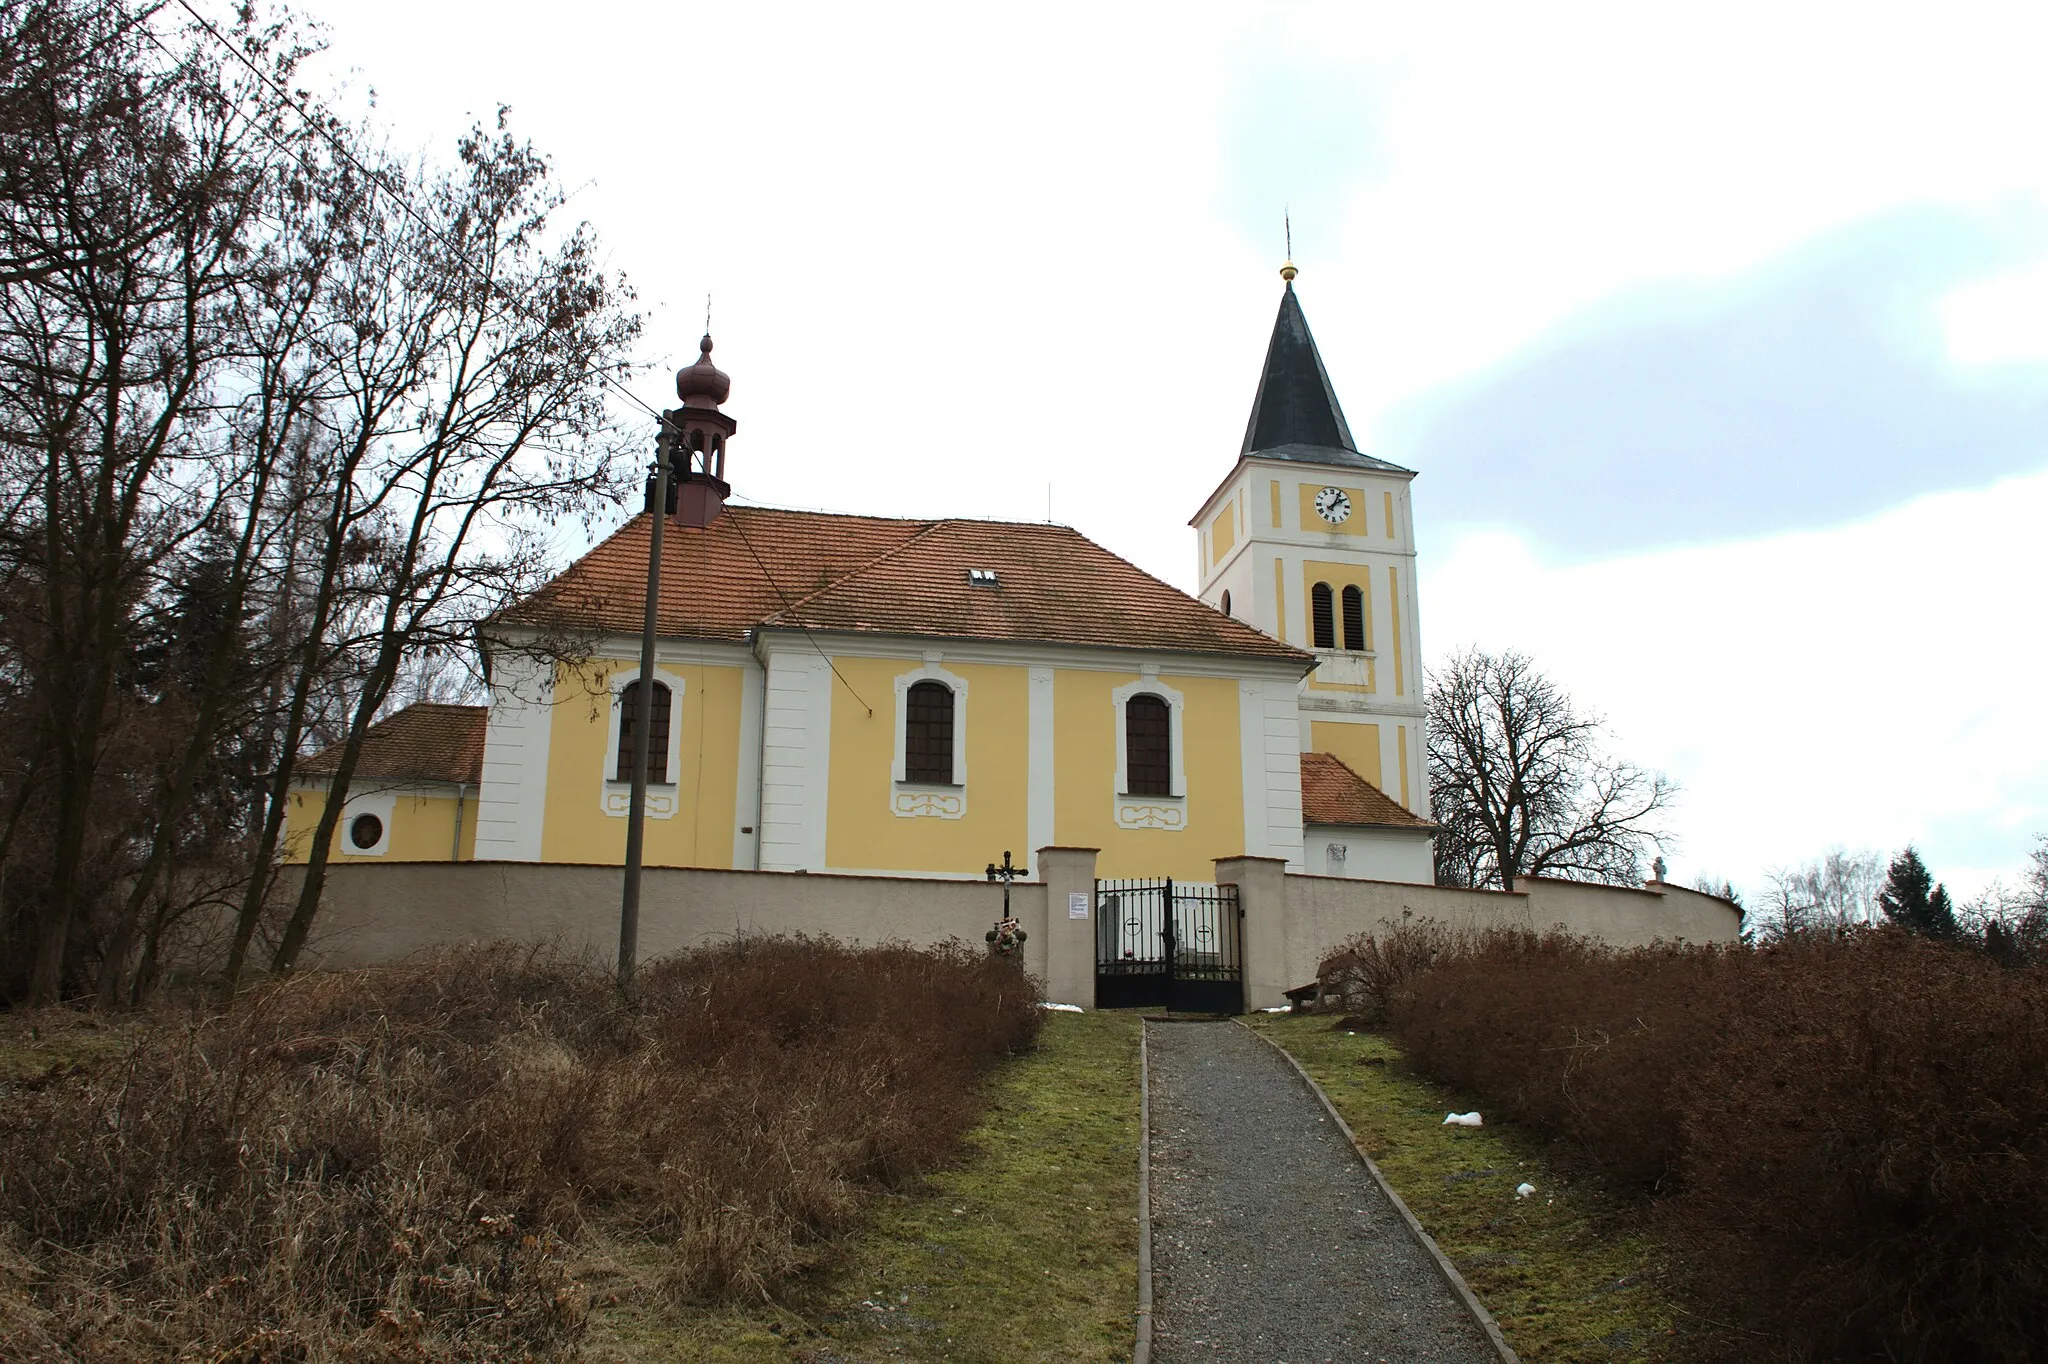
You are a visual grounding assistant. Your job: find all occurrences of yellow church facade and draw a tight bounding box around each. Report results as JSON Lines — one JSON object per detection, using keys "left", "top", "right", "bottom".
{"left": 443, "top": 494, "right": 1321, "bottom": 884}
{"left": 289, "top": 276, "right": 1436, "bottom": 883}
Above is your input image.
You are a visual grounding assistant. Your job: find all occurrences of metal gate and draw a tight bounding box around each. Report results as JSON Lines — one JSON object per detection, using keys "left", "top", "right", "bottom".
{"left": 1094, "top": 878, "right": 1244, "bottom": 1014}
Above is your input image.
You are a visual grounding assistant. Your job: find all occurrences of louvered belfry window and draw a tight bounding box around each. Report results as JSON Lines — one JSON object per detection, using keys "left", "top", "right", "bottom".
{"left": 1342, "top": 584, "right": 1365, "bottom": 651}
{"left": 905, "top": 681, "right": 955, "bottom": 784}
{"left": 1311, "top": 581, "right": 1336, "bottom": 649}
{"left": 616, "top": 680, "right": 673, "bottom": 783}
{"left": 1125, "top": 695, "right": 1171, "bottom": 797}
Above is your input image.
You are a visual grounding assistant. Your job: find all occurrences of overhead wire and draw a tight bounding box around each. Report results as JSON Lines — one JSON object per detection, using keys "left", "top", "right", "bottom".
{"left": 720, "top": 509, "right": 875, "bottom": 717}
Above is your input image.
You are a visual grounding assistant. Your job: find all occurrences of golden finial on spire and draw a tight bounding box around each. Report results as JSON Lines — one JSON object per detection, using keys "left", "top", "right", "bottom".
{"left": 1280, "top": 260, "right": 1297, "bottom": 281}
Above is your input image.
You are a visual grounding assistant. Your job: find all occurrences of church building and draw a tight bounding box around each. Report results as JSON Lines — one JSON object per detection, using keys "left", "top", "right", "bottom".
{"left": 288, "top": 266, "right": 1436, "bottom": 885}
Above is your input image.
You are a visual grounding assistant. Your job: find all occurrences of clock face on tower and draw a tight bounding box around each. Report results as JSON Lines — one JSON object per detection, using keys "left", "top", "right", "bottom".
{"left": 1314, "top": 487, "right": 1352, "bottom": 524}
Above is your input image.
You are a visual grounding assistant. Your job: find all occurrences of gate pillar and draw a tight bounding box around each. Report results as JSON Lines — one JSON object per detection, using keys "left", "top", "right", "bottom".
{"left": 1035, "top": 846, "right": 1100, "bottom": 1009}
{"left": 1213, "top": 855, "right": 1289, "bottom": 1011}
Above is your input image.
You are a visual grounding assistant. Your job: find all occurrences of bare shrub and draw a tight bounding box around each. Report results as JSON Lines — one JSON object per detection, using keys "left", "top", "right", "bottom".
{"left": 1379, "top": 925, "right": 2048, "bottom": 1359}
{"left": 0, "top": 937, "right": 1041, "bottom": 1358}
{"left": 1389, "top": 928, "right": 1723, "bottom": 1188}
{"left": 1670, "top": 932, "right": 2048, "bottom": 1361}
{"left": 1314, "top": 920, "right": 1473, "bottom": 1024}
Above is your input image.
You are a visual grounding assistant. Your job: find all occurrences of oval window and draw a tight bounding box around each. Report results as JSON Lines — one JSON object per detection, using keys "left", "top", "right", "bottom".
{"left": 1220, "top": 589, "right": 1232, "bottom": 617}
{"left": 349, "top": 813, "right": 384, "bottom": 850}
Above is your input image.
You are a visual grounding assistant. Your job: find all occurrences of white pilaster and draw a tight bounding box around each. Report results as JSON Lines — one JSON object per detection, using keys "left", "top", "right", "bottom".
{"left": 733, "top": 657, "right": 765, "bottom": 869}
{"left": 1261, "top": 677, "right": 1307, "bottom": 870}
{"left": 1026, "top": 665, "right": 1055, "bottom": 877}
{"left": 1238, "top": 679, "right": 1269, "bottom": 859}
{"left": 472, "top": 650, "right": 554, "bottom": 861}
{"left": 758, "top": 650, "right": 831, "bottom": 871}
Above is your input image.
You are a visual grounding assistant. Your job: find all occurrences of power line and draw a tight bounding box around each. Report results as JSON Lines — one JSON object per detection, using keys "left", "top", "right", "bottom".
{"left": 721, "top": 508, "right": 875, "bottom": 717}
{"left": 165, "top": 0, "right": 677, "bottom": 439}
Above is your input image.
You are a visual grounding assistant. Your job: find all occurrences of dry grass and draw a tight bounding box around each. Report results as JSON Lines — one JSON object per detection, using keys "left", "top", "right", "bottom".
{"left": 582, "top": 1009, "right": 1145, "bottom": 1362}
{"left": 0, "top": 937, "right": 1042, "bottom": 1361}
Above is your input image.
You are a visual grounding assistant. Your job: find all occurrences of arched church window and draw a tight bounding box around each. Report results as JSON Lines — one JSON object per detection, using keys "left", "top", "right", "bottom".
{"left": 1311, "top": 582, "right": 1335, "bottom": 649}
{"left": 1342, "top": 584, "right": 1365, "bottom": 651}
{"left": 905, "top": 681, "right": 955, "bottom": 784}
{"left": 1220, "top": 589, "right": 1232, "bottom": 617}
{"left": 615, "top": 680, "right": 674, "bottom": 783}
{"left": 1125, "top": 695, "right": 1171, "bottom": 797}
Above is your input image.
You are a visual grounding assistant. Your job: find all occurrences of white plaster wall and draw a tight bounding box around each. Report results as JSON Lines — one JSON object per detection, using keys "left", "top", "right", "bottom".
{"left": 1517, "top": 877, "right": 1743, "bottom": 948}
{"left": 1200, "top": 549, "right": 1258, "bottom": 627}
{"left": 1277, "top": 874, "right": 1744, "bottom": 993}
{"left": 293, "top": 862, "right": 1050, "bottom": 985}
{"left": 1304, "top": 823, "right": 1434, "bottom": 884}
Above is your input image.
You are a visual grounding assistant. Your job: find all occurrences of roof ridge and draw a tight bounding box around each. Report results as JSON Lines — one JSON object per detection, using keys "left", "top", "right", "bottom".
{"left": 1065, "top": 529, "right": 1302, "bottom": 658}
{"left": 732, "top": 502, "right": 1087, "bottom": 533}
{"left": 763, "top": 517, "right": 951, "bottom": 621}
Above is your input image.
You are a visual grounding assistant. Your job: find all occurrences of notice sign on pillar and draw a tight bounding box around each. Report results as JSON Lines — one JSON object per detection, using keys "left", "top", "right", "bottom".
{"left": 1068, "top": 892, "right": 1090, "bottom": 920}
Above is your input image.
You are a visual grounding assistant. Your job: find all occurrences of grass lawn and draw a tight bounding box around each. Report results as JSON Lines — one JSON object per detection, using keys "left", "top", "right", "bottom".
{"left": 583, "top": 1008, "right": 1144, "bottom": 1362}
{"left": 1249, "top": 1014, "right": 1728, "bottom": 1363}
{"left": 0, "top": 1007, "right": 144, "bottom": 1083}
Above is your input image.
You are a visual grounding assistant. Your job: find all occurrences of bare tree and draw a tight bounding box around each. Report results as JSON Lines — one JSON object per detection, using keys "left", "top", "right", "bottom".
{"left": 1752, "top": 848, "right": 1885, "bottom": 940}
{"left": 1967, "top": 835, "right": 2048, "bottom": 964}
{"left": 1426, "top": 647, "right": 1675, "bottom": 890}
{"left": 221, "top": 117, "right": 641, "bottom": 986}
{"left": 0, "top": 0, "right": 639, "bottom": 1002}
{"left": 0, "top": 0, "right": 326, "bottom": 1002}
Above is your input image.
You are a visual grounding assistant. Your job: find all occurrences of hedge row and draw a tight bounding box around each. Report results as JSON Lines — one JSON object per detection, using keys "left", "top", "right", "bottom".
{"left": 1338, "top": 926, "right": 2048, "bottom": 1361}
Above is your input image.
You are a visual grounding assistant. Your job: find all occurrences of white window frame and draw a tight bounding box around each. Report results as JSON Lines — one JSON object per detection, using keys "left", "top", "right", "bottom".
{"left": 891, "top": 659, "right": 969, "bottom": 819}
{"left": 339, "top": 787, "right": 397, "bottom": 857}
{"left": 1112, "top": 674, "right": 1187, "bottom": 831}
{"left": 600, "top": 665, "right": 686, "bottom": 820}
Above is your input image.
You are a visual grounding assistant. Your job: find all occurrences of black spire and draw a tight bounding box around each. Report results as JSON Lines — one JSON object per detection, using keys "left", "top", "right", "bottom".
{"left": 1240, "top": 279, "right": 1358, "bottom": 458}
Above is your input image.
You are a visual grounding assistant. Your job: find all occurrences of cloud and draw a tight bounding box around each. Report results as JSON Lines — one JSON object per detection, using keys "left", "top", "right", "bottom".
{"left": 1426, "top": 470, "right": 2048, "bottom": 900}
{"left": 1384, "top": 207, "right": 2048, "bottom": 558}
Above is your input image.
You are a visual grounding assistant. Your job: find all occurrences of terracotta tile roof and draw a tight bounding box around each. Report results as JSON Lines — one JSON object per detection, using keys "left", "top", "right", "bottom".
{"left": 497, "top": 507, "right": 1310, "bottom": 663}
{"left": 1300, "top": 751, "right": 1435, "bottom": 829}
{"left": 300, "top": 703, "right": 487, "bottom": 786}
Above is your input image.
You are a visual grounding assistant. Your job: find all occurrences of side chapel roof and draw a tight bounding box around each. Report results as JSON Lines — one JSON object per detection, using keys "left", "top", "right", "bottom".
{"left": 496, "top": 506, "right": 1311, "bottom": 663}
{"left": 299, "top": 702, "right": 487, "bottom": 786}
{"left": 1300, "top": 751, "right": 1435, "bottom": 829}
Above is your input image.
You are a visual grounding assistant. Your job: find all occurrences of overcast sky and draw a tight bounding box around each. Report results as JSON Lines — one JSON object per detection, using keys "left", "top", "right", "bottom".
{"left": 295, "top": 0, "right": 2048, "bottom": 902}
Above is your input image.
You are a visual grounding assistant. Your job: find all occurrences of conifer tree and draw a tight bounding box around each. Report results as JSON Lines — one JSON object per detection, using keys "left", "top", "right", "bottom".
{"left": 1876, "top": 846, "right": 1958, "bottom": 940}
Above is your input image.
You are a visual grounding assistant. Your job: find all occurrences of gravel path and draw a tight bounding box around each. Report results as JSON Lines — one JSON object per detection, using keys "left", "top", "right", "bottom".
{"left": 1146, "top": 1021, "right": 1498, "bottom": 1364}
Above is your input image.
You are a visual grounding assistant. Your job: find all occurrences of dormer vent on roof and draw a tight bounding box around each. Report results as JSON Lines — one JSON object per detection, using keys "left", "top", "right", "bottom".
{"left": 967, "top": 569, "right": 999, "bottom": 587}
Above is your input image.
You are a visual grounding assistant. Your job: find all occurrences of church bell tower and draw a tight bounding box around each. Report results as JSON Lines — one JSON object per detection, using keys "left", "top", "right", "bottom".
{"left": 1189, "top": 263, "right": 1428, "bottom": 814}
{"left": 647, "top": 333, "right": 736, "bottom": 527}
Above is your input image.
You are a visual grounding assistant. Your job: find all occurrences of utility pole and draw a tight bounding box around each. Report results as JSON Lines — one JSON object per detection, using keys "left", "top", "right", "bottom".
{"left": 618, "top": 418, "right": 675, "bottom": 993}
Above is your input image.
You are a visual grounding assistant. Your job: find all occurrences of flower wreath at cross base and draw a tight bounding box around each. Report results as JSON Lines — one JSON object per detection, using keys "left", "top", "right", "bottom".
{"left": 985, "top": 917, "right": 1028, "bottom": 957}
